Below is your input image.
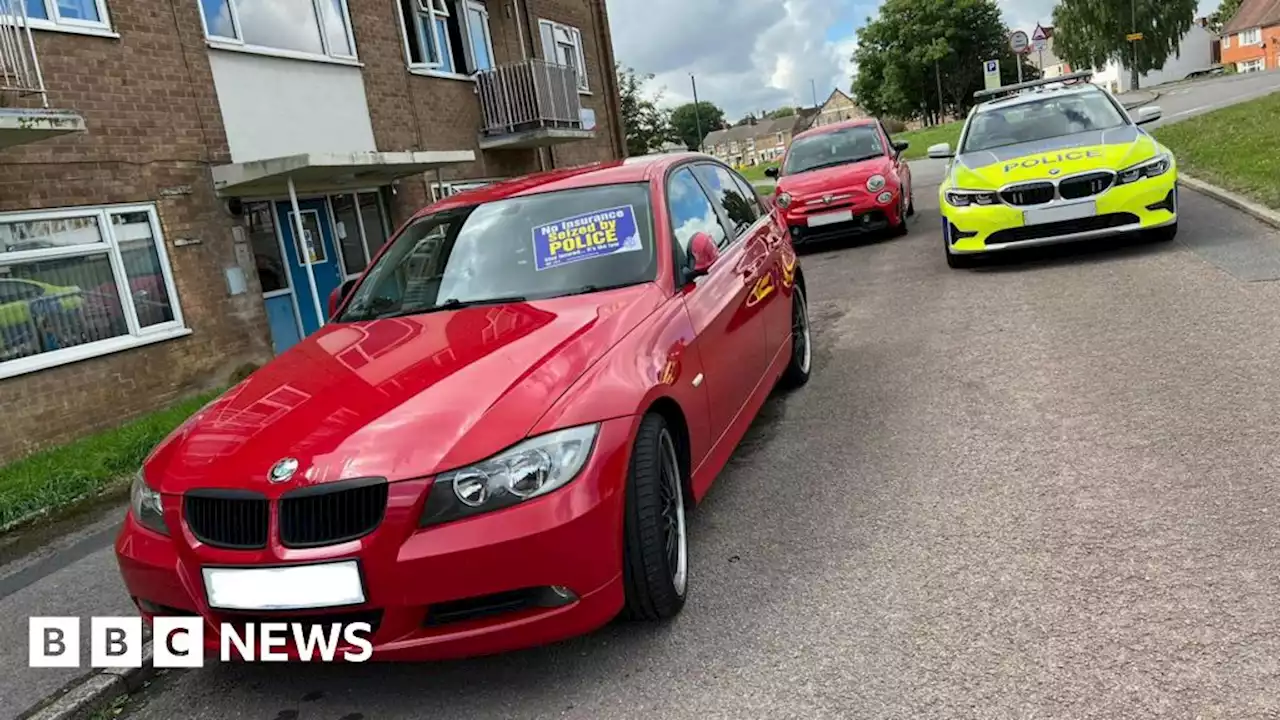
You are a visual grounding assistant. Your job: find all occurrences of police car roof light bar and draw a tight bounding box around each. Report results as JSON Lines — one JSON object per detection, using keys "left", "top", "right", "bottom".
{"left": 973, "top": 70, "right": 1095, "bottom": 101}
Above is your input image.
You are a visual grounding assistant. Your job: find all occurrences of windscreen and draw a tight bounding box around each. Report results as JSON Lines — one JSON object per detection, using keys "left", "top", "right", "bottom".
{"left": 962, "top": 91, "right": 1128, "bottom": 153}
{"left": 338, "top": 183, "right": 657, "bottom": 322}
{"left": 783, "top": 125, "right": 886, "bottom": 176}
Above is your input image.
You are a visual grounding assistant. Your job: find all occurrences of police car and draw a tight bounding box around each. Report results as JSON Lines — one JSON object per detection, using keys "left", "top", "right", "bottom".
{"left": 929, "top": 72, "right": 1178, "bottom": 268}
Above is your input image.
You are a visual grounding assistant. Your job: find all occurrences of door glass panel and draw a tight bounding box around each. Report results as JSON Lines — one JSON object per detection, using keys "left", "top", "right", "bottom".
{"left": 668, "top": 168, "right": 727, "bottom": 260}
{"left": 331, "top": 195, "right": 366, "bottom": 276}
{"left": 289, "top": 211, "right": 326, "bottom": 264}
{"left": 246, "top": 203, "right": 287, "bottom": 293}
{"left": 358, "top": 192, "right": 390, "bottom": 259}
{"left": 111, "top": 212, "right": 176, "bottom": 328}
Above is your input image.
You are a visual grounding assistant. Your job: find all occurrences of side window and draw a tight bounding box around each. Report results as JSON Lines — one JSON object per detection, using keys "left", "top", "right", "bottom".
{"left": 691, "top": 164, "right": 756, "bottom": 240}
{"left": 667, "top": 168, "right": 728, "bottom": 263}
{"left": 729, "top": 171, "right": 766, "bottom": 219}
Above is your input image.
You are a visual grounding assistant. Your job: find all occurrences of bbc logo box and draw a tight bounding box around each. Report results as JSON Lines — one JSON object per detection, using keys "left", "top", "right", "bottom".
{"left": 30, "top": 617, "right": 374, "bottom": 667}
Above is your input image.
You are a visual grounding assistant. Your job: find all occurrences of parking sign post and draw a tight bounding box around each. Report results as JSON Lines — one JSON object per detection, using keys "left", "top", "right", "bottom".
{"left": 1009, "top": 30, "right": 1030, "bottom": 84}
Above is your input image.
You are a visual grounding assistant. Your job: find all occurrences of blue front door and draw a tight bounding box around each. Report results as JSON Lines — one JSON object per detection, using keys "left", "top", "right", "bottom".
{"left": 276, "top": 199, "right": 343, "bottom": 335}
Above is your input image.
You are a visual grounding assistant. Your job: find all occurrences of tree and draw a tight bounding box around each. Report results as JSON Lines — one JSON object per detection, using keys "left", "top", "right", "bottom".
{"left": 769, "top": 106, "right": 797, "bottom": 118}
{"left": 670, "top": 102, "right": 726, "bottom": 151}
{"left": 851, "top": 0, "right": 1018, "bottom": 125}
{"left": 1052, "top": 0, "right": 1198, "bottom": 91}
{"left": 616, "top": 64, "right": 674, "bottom": 157}
{"left": 1207, "top": 0, "right": 1245, "bottom": 33}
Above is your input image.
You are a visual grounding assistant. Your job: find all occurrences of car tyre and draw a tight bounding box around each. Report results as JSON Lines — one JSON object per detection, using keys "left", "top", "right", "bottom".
{"left": 907, "top": 195, "right": 916, "bottom": 217}
{"left": 621, "top": 413, "right": 688, "bottom": 621}
{"left": 1150, "top": 222, "right": 1178, "bottom": 243}
{"left": 945, "top": 240, "right": 978, "bottom": 269}
{"left": 779, "top": 285, "right": 812, "bottom": 389}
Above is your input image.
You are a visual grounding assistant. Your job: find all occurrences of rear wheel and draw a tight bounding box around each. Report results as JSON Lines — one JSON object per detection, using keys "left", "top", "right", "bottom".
{"left": 622, "top": 414, "right": 688, "bottom": 621}
{"left": 779, "top": 285, "right": 812, "bottom": 389}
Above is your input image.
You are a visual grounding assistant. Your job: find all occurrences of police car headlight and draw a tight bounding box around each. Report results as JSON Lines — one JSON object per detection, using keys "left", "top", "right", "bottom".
{"left": 776, "top": 192, "right": 793, "bottom": 208}
{"left": 945, "top": 189, "right": 999, "bottom": 207}
{"left": 867, "top": 175, "right": 887, "bottom": 192}
{"left": 1117, "top": 154, "right": 1171, "bottom": 185}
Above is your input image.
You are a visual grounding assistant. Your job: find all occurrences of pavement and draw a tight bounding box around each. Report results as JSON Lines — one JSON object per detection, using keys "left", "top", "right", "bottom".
{"left": 5, "top": 69, "right": 1280, "bottom": 720}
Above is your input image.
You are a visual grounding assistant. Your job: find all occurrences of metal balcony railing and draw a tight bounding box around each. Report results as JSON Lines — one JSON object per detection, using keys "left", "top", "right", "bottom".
{"left": 0, "top": 0, "right": 46, "bottom": 106}
{"left": 476, "top": 59, "right": 584, "bottom": 138}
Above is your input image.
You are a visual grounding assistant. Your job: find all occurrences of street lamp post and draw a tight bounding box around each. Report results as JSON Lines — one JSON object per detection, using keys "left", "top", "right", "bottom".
{"left": 690, "top": 74, "right": 704, "bottom": 153}
{"left": 1131, "top": 0, "right": 1141, "bottom": 91}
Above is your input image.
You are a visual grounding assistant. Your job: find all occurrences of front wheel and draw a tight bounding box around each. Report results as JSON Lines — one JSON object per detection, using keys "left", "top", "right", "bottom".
{"left": 779, "top": 285, "right": 812, "bottom": 389}
{"left": 622, "top": 414, "right": 688, "bottom": 621}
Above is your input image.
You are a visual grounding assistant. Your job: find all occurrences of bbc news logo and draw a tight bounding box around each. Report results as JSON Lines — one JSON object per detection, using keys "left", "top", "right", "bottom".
{"left": 29, "top": 617, "right": 373, "bottom": 667}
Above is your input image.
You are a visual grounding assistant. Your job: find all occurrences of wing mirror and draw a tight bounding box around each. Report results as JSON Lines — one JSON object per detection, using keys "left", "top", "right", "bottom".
{"left": 685, "top": 232, "right": 720, "bottom": 284}
{"left": 328, "top": 278, "right": 359, "bottom": 318}
{"left": 1135, "top": 106, "right": 1163, "bottom": 125}
{"left": 893, "top": 140, "right": 910, "bottom": 155}
{"left": 927, "top": 142, "right": 954, "bottom": 159}
{"left": 764, "top": 166, "right": 779, "bottom": 179}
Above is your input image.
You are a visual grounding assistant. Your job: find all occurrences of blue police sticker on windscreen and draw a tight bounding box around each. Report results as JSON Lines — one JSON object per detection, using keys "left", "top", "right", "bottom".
{"left": 532, "top": 205, "right": 642, "bottom": 271}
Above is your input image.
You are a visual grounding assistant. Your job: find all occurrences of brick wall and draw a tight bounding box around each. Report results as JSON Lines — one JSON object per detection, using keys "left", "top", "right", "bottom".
{"left": 0, "top": 0, "right": 272, "bottom": 462}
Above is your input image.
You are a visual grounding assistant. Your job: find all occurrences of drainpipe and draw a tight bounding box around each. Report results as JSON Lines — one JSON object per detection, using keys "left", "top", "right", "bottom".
{"left": 288, "top": 176, "right": 325, "bottom": 329}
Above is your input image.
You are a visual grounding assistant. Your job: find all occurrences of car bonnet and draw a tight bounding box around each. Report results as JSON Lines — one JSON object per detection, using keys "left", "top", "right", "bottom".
{"left": 950, "top": 126, "right": 1160, "bottom": 189}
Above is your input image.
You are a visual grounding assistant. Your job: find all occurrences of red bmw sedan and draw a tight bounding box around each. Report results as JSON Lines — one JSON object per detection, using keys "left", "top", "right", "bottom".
{"left": 766, "top": 118, "right": 915, "bottom": 245}
{"left": 115, "top": 153, "right": 812, "bottom": 661}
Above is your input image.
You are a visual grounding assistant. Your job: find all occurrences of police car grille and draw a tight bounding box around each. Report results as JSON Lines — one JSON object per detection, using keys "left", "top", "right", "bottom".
{"left": 1000, "top": 183, "right": 1055, "bottom": 206}
{"left": 184, "top": 490, "right": 270, "bottom": 550}
{"left": 279, "top": 478, "right": 389, "bottom": 549}
{"left": 1059, "top": 172, "right": 1115, "bottom": 200}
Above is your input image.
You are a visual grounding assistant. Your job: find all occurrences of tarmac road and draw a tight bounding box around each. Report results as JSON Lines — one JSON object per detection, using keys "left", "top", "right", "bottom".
{"left": 66, "top": 164, "right": 1280, "bottom": 720}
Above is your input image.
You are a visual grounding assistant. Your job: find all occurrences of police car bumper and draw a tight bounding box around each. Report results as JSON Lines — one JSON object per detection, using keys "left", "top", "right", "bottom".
{"left": 944, "top": 174, "right": 1178, "bottom": 254}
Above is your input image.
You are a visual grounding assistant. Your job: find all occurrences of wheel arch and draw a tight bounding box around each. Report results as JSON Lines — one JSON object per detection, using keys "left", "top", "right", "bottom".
{"left": 643, "top": 396, "right": 694, "bottom": 507}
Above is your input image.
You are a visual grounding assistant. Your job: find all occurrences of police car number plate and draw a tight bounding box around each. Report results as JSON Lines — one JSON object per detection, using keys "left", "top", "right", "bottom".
{"left": 1024, "top": 201, "right": 1096, "bottom": 226}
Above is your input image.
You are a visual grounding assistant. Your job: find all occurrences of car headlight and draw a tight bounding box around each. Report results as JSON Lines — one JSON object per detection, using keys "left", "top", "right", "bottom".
{"left": 419, "top": 424, "right": 599, "bottom": 527}
{"left": 945, "top": 189, "right": 1000, "bottom": 207}
{"left": 130, "top": 472, "right": 168, "bottom": 535}
{"left": 867, "top": 175, "right": 887, "bottom": 192}
{"left": 776, "top": 192, "right": 792, "bottom": 209}
{"left": 1116, "top": 154, "right": 1172, "bottom": 185}
{"left": 877, "top": 191, "right": 894, "bottom": 205}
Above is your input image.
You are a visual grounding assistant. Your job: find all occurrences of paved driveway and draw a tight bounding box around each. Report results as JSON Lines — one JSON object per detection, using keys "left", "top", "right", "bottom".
{"left": 74, "top": 164, "right": 1280, "bottom": 719}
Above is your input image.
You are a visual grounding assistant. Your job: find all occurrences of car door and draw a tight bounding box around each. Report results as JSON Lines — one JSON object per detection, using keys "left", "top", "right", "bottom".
{"left": 881, "top": 120, "right": 912, "bottom": 210}
{"left": 668, "top": 165, "right": 768, "bottom": 442}
{"left": 727, "top": 168, "right": 795, "bottom": 354}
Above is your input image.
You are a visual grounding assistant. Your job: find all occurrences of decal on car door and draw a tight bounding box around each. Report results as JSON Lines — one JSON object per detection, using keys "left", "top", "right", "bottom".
{"left": 747, "top": 272, "right": 775, "bottom": 308}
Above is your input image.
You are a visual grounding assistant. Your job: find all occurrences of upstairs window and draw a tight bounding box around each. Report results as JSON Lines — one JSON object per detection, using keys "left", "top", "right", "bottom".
{"left": 538, "top": 19, "right": 588, "bottom": 92}
{"left": 1241, "top": 28, "right": 1262, "bottom": 45}
{"left": 197, "top": 0, "right": 357, "bottom": 60}
{"left": 399, "top": 0, "right": 495, "bottom": 76}
{"left": 20, "top": 0, "right": 112, "bottom": 31}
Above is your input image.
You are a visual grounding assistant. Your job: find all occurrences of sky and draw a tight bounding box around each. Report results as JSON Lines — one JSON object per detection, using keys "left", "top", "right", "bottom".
{"left": 607, "top": 0, "right": 1221, "bottom": 120}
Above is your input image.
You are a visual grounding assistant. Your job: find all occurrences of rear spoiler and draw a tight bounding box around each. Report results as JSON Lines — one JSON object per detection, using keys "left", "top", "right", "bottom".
{"left": 974, "top": 71, "right": 1095, "bottom": 101}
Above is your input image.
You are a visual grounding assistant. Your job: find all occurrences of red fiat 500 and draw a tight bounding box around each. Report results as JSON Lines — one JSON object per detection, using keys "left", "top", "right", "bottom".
{"left": 115, "top": 154, "right": 812, "bottom": 661}
{"left": 766, "top": 118, "right": 914, "bottom": 245}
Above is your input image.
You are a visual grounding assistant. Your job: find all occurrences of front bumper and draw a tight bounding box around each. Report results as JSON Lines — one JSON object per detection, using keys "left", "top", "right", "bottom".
{"left": 942, "top": 172, "right": 1178, "bottom": 254}
{"left": 780, "top": 189, "right": 904, "bottom": 245}
{"left": 115, "top": 417, "right": 636, "bottom": 661}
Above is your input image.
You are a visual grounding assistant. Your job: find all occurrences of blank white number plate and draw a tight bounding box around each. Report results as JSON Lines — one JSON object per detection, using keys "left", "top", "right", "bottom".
{"left": 203, "top": 561, "right": 365, "bottom": 611}
{"left": 807, "top": 210, "right": 854, "bottom": 227}
{"left": 1024, "top": 202, "right": 1097, "bottom": 226}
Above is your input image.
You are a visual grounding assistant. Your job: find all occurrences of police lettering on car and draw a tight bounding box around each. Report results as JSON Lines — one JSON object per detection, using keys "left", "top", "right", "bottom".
{"left": 1003, "top": 149, "right": 1104, "bottom": 172}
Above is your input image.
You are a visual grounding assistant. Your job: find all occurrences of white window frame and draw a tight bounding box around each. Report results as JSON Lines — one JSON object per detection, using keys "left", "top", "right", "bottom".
{"left": 538, "top": 18, "right": 589, "bottom": 93}
{"left": 14, "top": 0, "right": 114, "bottom": 36}
{"left": 0, "top": 203, "right": 189, "bottom": 381}
{"left": 1239, "top": 58, "right": 1265, "bottom": 73}
{"left": 1241, "top": 28, "right": 1262, "bottom": 46}
{"left": 196, "top": 0, "right": 358, "bottom": 63}
{"left": 397, "top": 0, "right": 494, "bottom": 80}
{"left": 1222, "top": 34, "right": 1230, "bottom": 49}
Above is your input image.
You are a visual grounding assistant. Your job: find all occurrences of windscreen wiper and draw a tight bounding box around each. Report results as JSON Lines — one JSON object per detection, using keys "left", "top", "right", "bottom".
{"left": 371, "top": 295, "right": 528, "bottom": 320}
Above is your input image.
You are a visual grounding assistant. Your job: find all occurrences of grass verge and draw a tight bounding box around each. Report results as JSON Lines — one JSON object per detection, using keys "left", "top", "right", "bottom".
{"left": 1154, "top": 93, "right": 1280, "bottom": 210}
{"left": 739, "top": 161, "right": 779, "bottom": 183}
{"left": 0, "top": 390, "right": 221, "bottom": 530}
{"left": 898, "top": 121, "right": 964, "bottom": 160}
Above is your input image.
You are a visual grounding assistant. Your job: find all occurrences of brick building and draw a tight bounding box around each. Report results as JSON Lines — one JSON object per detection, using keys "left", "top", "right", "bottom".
{"left": 1220, "top": 0, "right": 1280, "bottom": 73}
{"left": 0, "top": 0, "right": 624, "bottom": 462}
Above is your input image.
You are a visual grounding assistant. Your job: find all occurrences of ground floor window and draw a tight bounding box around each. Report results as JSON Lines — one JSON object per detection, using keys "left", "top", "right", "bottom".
{"left": 1238, "top": 58, "right": 1265, "bottom": 74}
{"left": 0, "top": 204, "right": 185, "bottom": 377}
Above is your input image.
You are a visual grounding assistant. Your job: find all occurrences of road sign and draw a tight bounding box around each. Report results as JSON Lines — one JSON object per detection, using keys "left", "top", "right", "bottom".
{"left": 1127, "top": 32, "right": 1144, "bottom": 41}
{"left": 1032, "top": 24, "right": 1048, "bottom": 52}
{"left": 1010, "top": 30, "right": 1030, "bottom": 55}
{"left": 984, "top": 59, "right": 1001, "bottom": 91}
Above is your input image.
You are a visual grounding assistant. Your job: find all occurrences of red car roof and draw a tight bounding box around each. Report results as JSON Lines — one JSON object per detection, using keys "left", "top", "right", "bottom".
{"left": 414, "top": 152, "right": 703, "bottom": 219}
{"left": 791, "top": 117, "right": 880, "bottom": 143}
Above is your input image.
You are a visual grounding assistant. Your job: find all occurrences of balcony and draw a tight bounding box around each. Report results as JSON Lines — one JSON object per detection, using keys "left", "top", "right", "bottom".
{"left": 475, "top": 59, "right": 594, "bottom": 151}
{"left": 0, "top": 0, "right": 85, "bottom": 149}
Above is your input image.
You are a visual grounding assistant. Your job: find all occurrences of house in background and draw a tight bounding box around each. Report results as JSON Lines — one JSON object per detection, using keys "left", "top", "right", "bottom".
{"left": 0, "top": 0, "right": 625, "bottom": 463}
{"left": 810, "top": 89, "right": 867, "bottom": 128}
{"left": 704, "top": 109, "right": 819, "bottom": 168}
{"left": 1090, "top": 20, "right": 1215, "bottom": 92}
{"left": 1027, "top": 26, "right": 1072, "bottom": 79}
{"left": 1220, "top": 0, "right": 1280, "bottom": 73}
